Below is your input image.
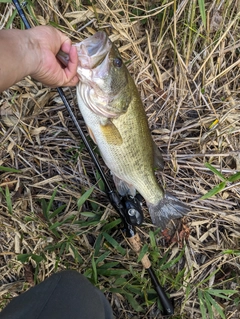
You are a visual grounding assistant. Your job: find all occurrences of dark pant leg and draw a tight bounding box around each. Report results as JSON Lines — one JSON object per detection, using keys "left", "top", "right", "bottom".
{"left": 0, "top": 270, "right": 113, "bottom": 319}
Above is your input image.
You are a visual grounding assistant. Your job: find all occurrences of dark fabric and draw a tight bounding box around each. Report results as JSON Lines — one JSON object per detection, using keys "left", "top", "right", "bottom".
{"left": 0, "top": 270, "right": 113, "bottom": 319}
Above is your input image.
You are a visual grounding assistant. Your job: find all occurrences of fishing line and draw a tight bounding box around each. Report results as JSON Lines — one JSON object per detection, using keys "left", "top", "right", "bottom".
{"left": 12, "top": 0, "right": 174, "bottom": 315}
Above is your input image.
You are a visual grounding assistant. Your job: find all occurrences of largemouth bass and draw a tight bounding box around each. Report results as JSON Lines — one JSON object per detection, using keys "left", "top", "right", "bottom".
{"left": 74, "top": 31, "right": 189, "bottom": 228}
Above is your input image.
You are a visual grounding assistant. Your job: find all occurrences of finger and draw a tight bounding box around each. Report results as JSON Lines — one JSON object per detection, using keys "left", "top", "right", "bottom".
{"left": 64, "top": 75, "right": 79, "bottom": 86}
{"left": 60, "top": 37, "right": 72, "bottom": 55}
{"left": 63, "top": 45, "right": 79, "bottom": 85}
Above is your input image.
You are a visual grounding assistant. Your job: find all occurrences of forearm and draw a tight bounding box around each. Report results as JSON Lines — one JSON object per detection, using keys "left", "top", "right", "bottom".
{"left": 0, "top": 26, "right": 78, "bottom": 92}
{"left": 0, "top": 29, "right": 36, "bottom": 92}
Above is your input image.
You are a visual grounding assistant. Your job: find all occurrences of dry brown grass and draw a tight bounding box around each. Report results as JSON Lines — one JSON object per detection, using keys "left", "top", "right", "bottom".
{"left": 0, "top": 0, "right": 240, "bottom": 318}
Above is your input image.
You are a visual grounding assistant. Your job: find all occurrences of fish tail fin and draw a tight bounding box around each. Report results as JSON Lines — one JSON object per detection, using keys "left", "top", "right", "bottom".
{"left": 147, "top": 192, "right": 189, "bottom": 229}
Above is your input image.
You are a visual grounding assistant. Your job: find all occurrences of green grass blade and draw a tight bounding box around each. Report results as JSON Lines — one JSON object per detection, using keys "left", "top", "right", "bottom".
{"left": 198, "top": 290, "right": 207, "bottom": 319}
{"left": 6, "top": 8, "right": 17, "bottom": 29}
{"left": 94, "top": 233, "right": 103, "bottom": 256}
{"left": 102, "top": 232, "right": 126, "bottom": 256}
{"left": 46, "top": 188, "right": 58, "bottom": 219}
{"left": 95, "top": 252, "right": 111, "bottom": 265}
{"left": 17, "top": 253, "right": 31, "bottom": 263}
{"left": 200, "top": 181, "right": 226, "bottom": 199}
{"left": 95, "top": 170, "right": 105, "bottom": 191}
{"left": 80, "top": 211, "right": 97, "bottom": 218}
{"left": 204, "top": 163, "right": 226, "bottom": 181}
{"left": 91, "top": 255, "right": 98, "bottom": 284}
{"left": 204, "top": 291, "right": 214, "bottom": 318}
{"left": 0, "top": 166, "right": 21, "bottom": 173}
{"left": 160, "top": 248, "right": 185, "bottom": 270}
{"left": 206, "top": 293, "right": 225, "bottom": 319}
{"left": 149, "top": 230, "right": 157, "bottom": 249}
{"left": 125, "top": 283, "right": 145, "bottom": 295}
{"left": 49, "top": 204, "right": 66, "bottom": 219}
{"left": 31, "top": 253, "right": 46, "bottom": 263}
{"left": 96, "top": 268, "right": 129, "bottom": 276}
{"left": 97, "top": 262, "right": 119, "bottom": 269}
{"left": 208, "top": 289, "right": 237, "bottom": 300}
{"left": 137, "top": 244, "right": 149, "bottom": 263}
{"left": 223, "top": 250, "right": 240, "bottom": 256}
{"left": 102, "top": 218, "right": 122, "bottom": 231}
{"left": 125, "top": 293, "right": 143, "bottom": 312}
{"left": 227, "top": 172, "right": 240, "bottom": 183}
{"left": 175, "top": 268, "right": 185, "bottom": 289}
{"left": 77, "top": 186, "right": 94, "bottom": 209}
{"left": 114, "top": 277, "right": 127, "bottom": 285}
{"left": 5, "top": 186, "right": 13, "bottom": 214}
{"left": 70, "top": 244, "right": 83, "bottom": 264}
{"left": 198, "top": 0, "right": 206, "bottom": 28}
{"left": 41, "top": 199, "right": 48, "bottom": 220}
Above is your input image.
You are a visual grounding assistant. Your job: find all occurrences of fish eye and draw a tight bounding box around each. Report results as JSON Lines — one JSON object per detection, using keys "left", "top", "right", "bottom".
{"left": 113, "top": 57, "right": 123, "bottom": 68}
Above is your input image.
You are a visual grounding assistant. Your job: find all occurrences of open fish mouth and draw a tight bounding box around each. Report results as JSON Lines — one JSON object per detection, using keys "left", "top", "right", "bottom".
{"left": 75, "top": 31, "right": 119, "bottom": 118}
{"left": 74, "top": 31, "right": 112, "bottom": 70}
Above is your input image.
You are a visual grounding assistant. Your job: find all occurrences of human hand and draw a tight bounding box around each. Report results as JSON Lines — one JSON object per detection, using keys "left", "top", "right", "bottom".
{"left": 28, "top": 26, "right": 79, "bottom": 87}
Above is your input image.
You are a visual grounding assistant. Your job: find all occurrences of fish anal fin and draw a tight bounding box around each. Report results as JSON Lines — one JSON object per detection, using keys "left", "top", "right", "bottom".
{"left": 112, "top": 174, "right": 136, "bottom": 197}
{"left": 100, "top": 121, "right": 123, "bottom": 145}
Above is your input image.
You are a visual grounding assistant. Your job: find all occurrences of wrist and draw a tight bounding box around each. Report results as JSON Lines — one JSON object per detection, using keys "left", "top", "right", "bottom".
{"left": 24, "top": 28, "right": 41, "bottom": 78}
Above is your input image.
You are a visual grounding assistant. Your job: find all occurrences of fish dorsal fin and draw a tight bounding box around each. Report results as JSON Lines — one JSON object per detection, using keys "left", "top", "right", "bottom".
{"left": 153, "top": 143, "right": 164, "bottom": 170}
{"left": 100, "top": 120, "right": 123, "bottom": 145}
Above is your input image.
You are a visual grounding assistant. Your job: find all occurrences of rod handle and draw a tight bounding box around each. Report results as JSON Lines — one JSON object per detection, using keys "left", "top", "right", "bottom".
{"left": 127, "top": 233, "right": 151, "bottom": 269}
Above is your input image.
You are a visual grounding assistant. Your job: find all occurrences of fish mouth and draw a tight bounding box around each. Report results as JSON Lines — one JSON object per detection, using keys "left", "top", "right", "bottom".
{"left": 75, "top": 31, "right": 112, "bottom": 69}
{"left": 76, "top": 32, "right": 119, "bottom": 119}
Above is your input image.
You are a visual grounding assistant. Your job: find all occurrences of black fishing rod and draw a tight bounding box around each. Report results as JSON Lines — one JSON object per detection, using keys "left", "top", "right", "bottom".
{"left": 12, "top": 0, "right": 174, "bottom": 315}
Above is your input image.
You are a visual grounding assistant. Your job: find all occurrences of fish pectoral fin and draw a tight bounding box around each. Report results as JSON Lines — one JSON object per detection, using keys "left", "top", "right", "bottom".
{"left": 87, "top": 126, "right": 97, "bottom": 144}
{"left": 100, "top": 121, "right": 123, "bottom": 145}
